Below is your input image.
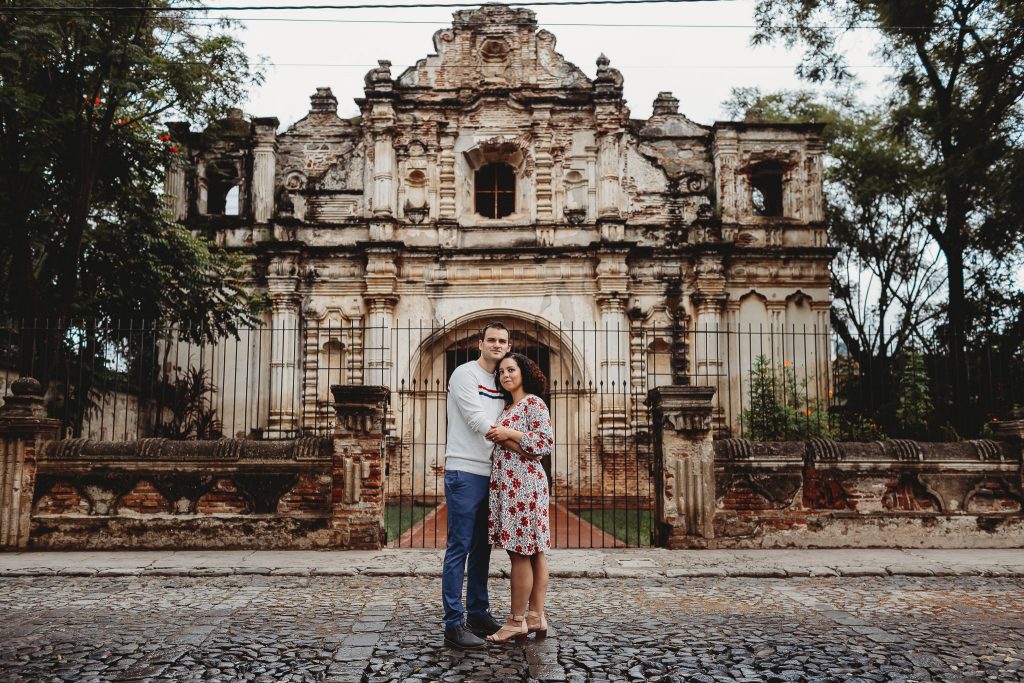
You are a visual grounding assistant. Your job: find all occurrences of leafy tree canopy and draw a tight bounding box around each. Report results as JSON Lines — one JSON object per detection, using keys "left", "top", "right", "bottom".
{"left": 0, "top": 1, "right": 265, "bottom": 341}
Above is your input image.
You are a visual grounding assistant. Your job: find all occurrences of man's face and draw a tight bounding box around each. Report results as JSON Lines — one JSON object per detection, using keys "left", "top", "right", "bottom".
{"left": 478, "top": 326, "right": 510, "bottom": 363}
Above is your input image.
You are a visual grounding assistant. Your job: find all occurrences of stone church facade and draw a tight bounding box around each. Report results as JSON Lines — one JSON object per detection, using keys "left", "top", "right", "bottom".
{"left": 164, "top": 5, "right": 830, "bottom": 499}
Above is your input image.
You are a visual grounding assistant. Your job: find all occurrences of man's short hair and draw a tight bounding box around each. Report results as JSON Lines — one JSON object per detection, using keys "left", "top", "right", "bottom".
{"left": 478, "top": 321, "right": 509, "bottom": 341}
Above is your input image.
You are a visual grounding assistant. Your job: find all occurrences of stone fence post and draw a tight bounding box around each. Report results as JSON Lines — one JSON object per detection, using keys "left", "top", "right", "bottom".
{"left": 330, "top": 385, "right": 389, "bottom": 549}
{"left": 646, "top": 385, "right": 716, "bottom": 548}
{"left": 1, "top": 378, "right": 60, "bottom": 549}
{"left": 991, "top": 407, "right": 1024, "bottom": 493}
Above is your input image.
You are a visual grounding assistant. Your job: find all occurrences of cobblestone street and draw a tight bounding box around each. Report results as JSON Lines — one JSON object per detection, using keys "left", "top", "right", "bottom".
{"left": 1, "top": 573, "right": 1022, "bottom": 683}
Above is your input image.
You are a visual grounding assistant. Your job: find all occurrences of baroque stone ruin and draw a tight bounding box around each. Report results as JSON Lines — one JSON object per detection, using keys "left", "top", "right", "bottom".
{"left": 159, "top": 4, "right": 830, "bottom": 507}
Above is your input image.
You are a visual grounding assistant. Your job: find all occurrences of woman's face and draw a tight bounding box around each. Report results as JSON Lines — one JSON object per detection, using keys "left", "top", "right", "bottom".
{"left": 497, "top": 357, "right": 523, "bottom": 394}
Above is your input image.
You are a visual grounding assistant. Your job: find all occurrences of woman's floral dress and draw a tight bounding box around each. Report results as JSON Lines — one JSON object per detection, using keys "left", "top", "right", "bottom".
{"left": 488, "top": 395, "right": 553, "bottom": 555}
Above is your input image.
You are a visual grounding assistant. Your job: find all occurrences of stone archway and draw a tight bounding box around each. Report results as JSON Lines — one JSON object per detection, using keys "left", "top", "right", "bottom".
{"left": 385, "top": 313, "right": 651, "bottom": 549}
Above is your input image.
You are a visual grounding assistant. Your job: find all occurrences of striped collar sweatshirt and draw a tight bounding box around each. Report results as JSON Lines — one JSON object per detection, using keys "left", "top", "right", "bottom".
{"left": 445, "top": 359, "right": 505, "bottom": 477}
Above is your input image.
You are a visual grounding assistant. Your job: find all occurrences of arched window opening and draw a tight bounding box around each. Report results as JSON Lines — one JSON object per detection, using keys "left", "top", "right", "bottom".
{"left": 475, "top": 163, "right": 515, "bottom": 219}
{"left": 224, "top": 186, "right": 240, "bottom": 216}
{"left": 206, "top": 163, "right": 241, "bottom": 215}
{"left": 751, "top": 161, "right": 784, "bottom": 217}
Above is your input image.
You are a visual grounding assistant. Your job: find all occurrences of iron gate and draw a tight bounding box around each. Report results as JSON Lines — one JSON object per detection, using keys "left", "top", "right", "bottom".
{"left": 384, "top": 318, "right": 656, "bottom": 548}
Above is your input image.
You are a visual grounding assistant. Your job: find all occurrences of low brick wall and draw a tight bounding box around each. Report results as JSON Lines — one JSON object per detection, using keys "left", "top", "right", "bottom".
{"left": 711, "top": 438, "right": 1024, "bottom": 548}
{"left": 1, "top": 380, "right": 389, "bottom": 551}
{"left": 30, "top": 437, "right": 337, "bottom": 550}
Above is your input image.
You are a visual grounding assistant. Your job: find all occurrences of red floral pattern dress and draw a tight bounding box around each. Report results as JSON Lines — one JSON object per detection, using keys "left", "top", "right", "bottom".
{"left": 488, "top": 395, "right": 553, "bottom": 555}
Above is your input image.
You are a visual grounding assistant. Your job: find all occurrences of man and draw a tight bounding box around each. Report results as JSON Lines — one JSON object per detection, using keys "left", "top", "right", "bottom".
{"left": 441, "top": 321, "right": 510, "bottom": 648}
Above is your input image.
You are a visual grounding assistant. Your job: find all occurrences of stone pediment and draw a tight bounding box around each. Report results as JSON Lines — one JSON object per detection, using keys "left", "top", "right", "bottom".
{"left": 395, "top": 5, "right": 590, "bottom": 91}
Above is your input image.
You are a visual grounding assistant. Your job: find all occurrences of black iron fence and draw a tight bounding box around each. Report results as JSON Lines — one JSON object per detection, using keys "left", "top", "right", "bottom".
{"left": 1, "top": 319, "right": 1020, "bottom": 443}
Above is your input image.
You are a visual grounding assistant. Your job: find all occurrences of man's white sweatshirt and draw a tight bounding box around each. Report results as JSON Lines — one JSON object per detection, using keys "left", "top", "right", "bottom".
{"left": 445, "top": 360, "right": 505, "bottom": 477}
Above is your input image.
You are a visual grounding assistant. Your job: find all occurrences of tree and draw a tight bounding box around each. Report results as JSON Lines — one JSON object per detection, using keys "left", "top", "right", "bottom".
{"left": 752, "top": 0, "right": 1024, "bottom": 431}
{"left": 0, "top": 1, "right": 265, "bottom": 346}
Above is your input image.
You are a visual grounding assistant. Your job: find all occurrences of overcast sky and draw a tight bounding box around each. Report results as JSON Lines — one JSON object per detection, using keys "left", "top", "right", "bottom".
{"left": 202, "top": 0, "right": 890, "bottom": 130}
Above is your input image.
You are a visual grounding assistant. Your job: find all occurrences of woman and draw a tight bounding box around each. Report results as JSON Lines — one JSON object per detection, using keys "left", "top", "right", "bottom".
{"left": 484, "top": 352, "right": 553, "bottom": 643}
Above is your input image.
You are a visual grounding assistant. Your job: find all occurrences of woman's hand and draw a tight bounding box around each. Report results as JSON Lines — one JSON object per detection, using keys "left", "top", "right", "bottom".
{"left": 486, "top": 425, "right": 520, "bottom": 442}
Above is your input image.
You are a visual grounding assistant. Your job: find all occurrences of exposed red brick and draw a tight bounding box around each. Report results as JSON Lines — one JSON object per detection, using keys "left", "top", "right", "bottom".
{"left": 118, "top": 479, "right": 168, "bottom": 514}
{"left": 196, "top": 479, "right": 250, "bottom": 515}
{"left": 34, "top": 481, "right": 89, "bottom": 515}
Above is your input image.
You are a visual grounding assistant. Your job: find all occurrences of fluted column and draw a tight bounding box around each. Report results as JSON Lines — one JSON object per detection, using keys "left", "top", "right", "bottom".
{"left": 268, "top": 254, "right": 301, "bottom": 437}
{"left": 252, "top": 117, "right": 279, "bottom": 223}
{"left": 596, "top": 248, "right": 630, "bottom": 435}
{"left": 163, "top": 154, "right": 187, "bottom": 221}
{"left": 597, "top": 133, "right": 621, "bottom": 218}
{"left": 691, "top": 255, "right": 727, "bottom": 407}
{"left": 363, "top": 246, "right": 399, "bottom": 387}
{"left": 372, "top": 133, "right": 396, "bottom": 217}
{"left": 0, "top": 378, "right": 60, "bottom": 549}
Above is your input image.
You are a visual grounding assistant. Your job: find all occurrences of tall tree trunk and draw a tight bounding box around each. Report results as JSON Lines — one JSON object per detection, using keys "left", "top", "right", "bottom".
{"left": 943, "top": 185, "right": 970, "bottom": 436}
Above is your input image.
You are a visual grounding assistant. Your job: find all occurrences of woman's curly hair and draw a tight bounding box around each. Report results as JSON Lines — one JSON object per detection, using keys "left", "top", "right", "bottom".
{"left": 495, "top": 352, "right": 548, "bottom": 406}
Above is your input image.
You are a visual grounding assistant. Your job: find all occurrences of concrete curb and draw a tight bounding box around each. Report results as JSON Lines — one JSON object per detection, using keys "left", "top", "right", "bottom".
{"left": 1, "top": 565, "right": 1022, "bottom": 578}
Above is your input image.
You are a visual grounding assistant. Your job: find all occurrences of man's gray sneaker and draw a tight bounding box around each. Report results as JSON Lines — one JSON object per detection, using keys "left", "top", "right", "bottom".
{"left": 466, "top": 612, "right": 502, "bottom": 637}
{"left": 444, "top": 623, "right": 486, "bottom": 649}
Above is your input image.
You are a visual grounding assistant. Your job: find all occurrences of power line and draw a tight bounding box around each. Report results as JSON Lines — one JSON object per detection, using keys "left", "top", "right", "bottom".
{"left": 3, "top": 0, "right": 740, "bottom": 12}
{"left": 198, "top": 17, "right": 895, "bottom": 29}
{"left": 261, "top": 62, "right": 889, "bottom": 69}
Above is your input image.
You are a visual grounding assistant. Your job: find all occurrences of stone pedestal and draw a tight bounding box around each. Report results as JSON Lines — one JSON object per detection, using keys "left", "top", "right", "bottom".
{"left": 1, "top": 378, "right": 60, "bottom": 549}
{"left": 991, "top": 408, "right": 1024, "bottom": 494}
{"left": 646, "top": 385, "right": 716, "bottom": 547}
{"left": 330, "top": 385, "right": 389, "bottom": 549}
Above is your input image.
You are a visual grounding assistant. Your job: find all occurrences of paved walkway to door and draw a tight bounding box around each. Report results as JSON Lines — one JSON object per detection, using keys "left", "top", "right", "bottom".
{"left": 393, "top": 503, "right": 626, "bottom": 549}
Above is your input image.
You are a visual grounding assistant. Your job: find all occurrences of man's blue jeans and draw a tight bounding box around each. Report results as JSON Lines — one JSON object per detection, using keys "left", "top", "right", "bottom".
{"left": 441, "top": 469, "right": 491, "bottom": 628}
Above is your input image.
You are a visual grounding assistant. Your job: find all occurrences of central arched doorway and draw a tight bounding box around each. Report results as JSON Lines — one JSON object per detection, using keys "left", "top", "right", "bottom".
{"left": 384, "top": 313, "right": 654, "bottom": 549}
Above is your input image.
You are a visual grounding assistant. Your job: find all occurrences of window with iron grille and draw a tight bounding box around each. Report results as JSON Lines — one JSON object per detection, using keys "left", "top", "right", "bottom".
{"left": 475, "top": 163, "right": 516, "bottom": 218}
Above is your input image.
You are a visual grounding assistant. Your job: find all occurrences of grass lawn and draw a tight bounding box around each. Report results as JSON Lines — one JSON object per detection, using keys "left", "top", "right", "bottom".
{"left": 576, "top": 508, "right": 654, "bottom": 547}
{"left": 385, "top": 502, "right": 437, "bottom": 542}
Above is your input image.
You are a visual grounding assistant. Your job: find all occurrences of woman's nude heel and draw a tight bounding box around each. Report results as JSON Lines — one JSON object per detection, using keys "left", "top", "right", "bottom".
{"left": 486, "top": 614, "right": 528, "bottom": 643}
{"left": 526, "top": 610, "right": 548, "bottom": 638}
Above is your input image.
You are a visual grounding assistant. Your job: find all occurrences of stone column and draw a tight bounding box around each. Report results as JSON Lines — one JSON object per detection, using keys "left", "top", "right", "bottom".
{"left": 692, "top": 254, "right": 727, "bottom": 393}
{"left": 437, "top": 129, "right": 457, "bottom": 220}
{"left": 330, "top": 385, "right": 389, "bottom": 549}
{"left": 268, "top": 255, "right": 301, "bottom": 437}
{"left": 713, "top": 132, "right": 740, "bottom": 223}
{"left": 533, "top": 106, "right": 554, "bottom": 222}
{"left": 646, "top": 385, "right": 716, "bottom": 547}
{"left": 372, "top": 134, "right": 396, "bottom": 217}
{"left": 596, "top": 249, "right": 630, "bottom": 435}
{"left": 597, "top": 133, "right": 621, "bottom": 218}
{"left": 362, "top": 245, "right": 399, "bottom": 388}
{"left": 163, "top": 154, "right": 188, "bottom": 221}
{"left": 252, "top": 117, "right": 279, "bottom": 224}
{"left": 0, "top": 378, "right": 60, "bottom": 549}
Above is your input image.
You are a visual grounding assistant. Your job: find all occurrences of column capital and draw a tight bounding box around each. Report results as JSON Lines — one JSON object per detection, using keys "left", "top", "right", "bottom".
{"left": 646, "top": 385, "right": 716, "bottom": 435}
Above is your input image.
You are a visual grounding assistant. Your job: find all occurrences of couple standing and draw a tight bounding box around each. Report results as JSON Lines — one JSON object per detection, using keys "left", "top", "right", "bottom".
{"left": 441, "top": 321, "right": 553, "bottom": 649}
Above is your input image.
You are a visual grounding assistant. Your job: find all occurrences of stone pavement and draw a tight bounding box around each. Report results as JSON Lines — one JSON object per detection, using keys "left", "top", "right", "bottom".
{"left": 1, "top": 548, "right": 1023, "bottom": 578}
{"left": 1, "top": 569, "right": 1023, "bottom": 682}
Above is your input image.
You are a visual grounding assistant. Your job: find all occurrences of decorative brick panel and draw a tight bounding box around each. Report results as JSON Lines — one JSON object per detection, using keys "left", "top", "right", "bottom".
{"left": 330, "top": 384, "right": 389, "bottom": 549}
